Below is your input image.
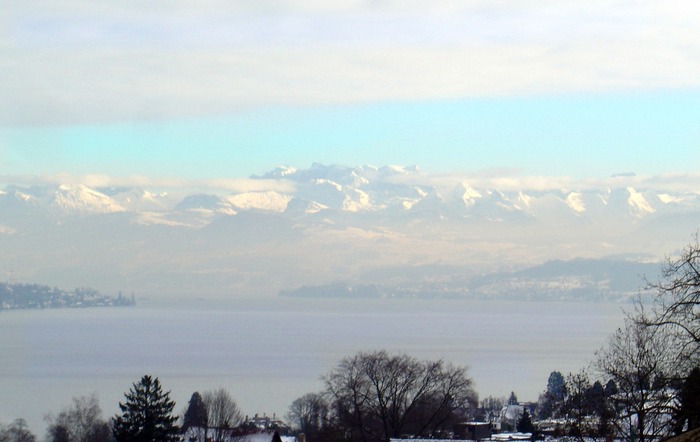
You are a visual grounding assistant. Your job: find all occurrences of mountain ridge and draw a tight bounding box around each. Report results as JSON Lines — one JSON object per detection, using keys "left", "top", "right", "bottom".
{"left": 1, "top": 164, "right": 698, "bottom": 225}
{"left": 0, "top": 164, "right": 697, "bottom": 298}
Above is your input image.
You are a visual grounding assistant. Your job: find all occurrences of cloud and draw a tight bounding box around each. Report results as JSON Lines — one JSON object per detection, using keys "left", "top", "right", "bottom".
{"left": 2, "top": 0, "right": 700, "bottom": 125}
{"left": 2, "top": 168, "right": 700, "bottom": 196}
{"left": 0, "top": 173, "right": 297, "bottom": 194}
{"left": 384, "top": 168, "right": 700, "bottom": 194}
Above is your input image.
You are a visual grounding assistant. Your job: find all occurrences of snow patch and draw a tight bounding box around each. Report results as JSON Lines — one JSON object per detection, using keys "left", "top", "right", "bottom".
{"left": 14, "top": 191, "right": 34, "bottom": 202}
{"left": 312, "top": 179, "right": 342, "bottom": 192}
{"left": 0, "top": 225, "right": 16, "bottom": 234}
{"left": 51, "top": 184, "right": 125, "bottom": 215}
{"left": 226, "top": 191, "right": 292, "bottom": 212}
{"left": 566, "top": 192, "right": 586, "bottom": 213}
{"left": 658, "top": 193, "right": 685, "bottom": 204}
{"left": 516, "top": 191, "right": 532, "bottom": 208}
{"left": 304, "top": 201, "right": 328, "bottom": 214}
{"left": 381, "top": 164, "right": 419, "bottom": 175}
{"left": 134, "top": 212, "right": 193, "bottom": 227}
{"left": 341, "top": 188, "right": 371, "bottom": 212}
{"left": 454, "top": 183, "right": 482, "bottom": 207}
{"left": 626, "top": 187, "right": 655, "bottom": 216}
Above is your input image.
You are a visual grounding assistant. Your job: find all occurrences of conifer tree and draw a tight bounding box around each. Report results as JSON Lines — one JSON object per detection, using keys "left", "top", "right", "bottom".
{"left": 112, "top": 375, "right": 178, "bottom": 442}
{"left": 516, "top": 409, "right": 534, "bottom": 434}
{"left": 182, "top": 392, "right": 208, "bottom": 432}
{"left": 677, "top": 367, "right": 700, "bottom": 432}
{"left": 508, "top": 391, "right": 518, "bottom": 405}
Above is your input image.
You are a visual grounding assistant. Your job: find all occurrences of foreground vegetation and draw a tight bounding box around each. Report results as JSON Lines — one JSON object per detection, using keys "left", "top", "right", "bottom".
{"left": 2, "top": 237, "right": 700, "bottom": 442}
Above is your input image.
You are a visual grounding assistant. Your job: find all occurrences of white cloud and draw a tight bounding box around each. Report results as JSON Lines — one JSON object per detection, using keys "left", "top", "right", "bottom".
{"left": 1, "top": 0, "right": 699, "bottom": 124}
{"left": 0, "top": 173, "right": 298, "bottom": 194}
{"left": 2, "top": 167, "right": 700, "bottom": 197}
{"left": 383, "top": 168, "right": 700, "bottom": 194}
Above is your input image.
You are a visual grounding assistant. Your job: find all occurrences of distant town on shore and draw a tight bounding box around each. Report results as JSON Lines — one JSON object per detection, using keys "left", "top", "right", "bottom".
{"left": 0, "top": 282, "right": 135, "bottom": 310}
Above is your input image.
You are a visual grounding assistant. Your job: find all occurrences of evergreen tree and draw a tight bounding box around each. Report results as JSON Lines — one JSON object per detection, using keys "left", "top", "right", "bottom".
{"left": 538, "top": 371, "right": 567, "bottom": 419}
{"left": 516, "top": 409, "right": 534, "bottom": 434}
{"left": 182, "top": 392, "right": 208, "bottom": 431}
{"left": 586, "top": 380, "right": 613, "bottom": 438}
{"left": 603, "top": 379, "right": 617, "bottom": 397}
{"left": 677, "top": 367, "right": 700, "bottom": 432}
{"left": 112, "top": 375, "right": 178, "bottom": 442}
{"left": 508, "top": 392, "right": 519, "bottom": 405}
{"left": 547, "top": 371, "right": 566, "bottom": 402}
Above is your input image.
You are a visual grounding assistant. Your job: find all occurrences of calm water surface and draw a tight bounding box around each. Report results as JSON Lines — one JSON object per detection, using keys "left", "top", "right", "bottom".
{"left": 0, "top": 297, "right": 626, "bottom": 433}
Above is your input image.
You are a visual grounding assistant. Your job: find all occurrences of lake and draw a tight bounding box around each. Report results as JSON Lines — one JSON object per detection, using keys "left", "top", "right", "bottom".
{"left": 0, "top": 297, "right": 626, "bottom": 434}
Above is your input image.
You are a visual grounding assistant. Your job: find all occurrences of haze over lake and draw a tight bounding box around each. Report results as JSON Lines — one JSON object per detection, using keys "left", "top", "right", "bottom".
{"left": 1, "top": 297, "right": 625, "bottom": 433}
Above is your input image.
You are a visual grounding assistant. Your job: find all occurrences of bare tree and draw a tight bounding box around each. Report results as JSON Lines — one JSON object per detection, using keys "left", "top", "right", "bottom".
{"left": 563, "top": 370, "right": 590, "bottom": 441}
{"left": 324, "top": 350, "right": 476, "bottom": 442}
{"left": 203, "top": 388, "right": 243, "bottom": 442}
{"left": 478, "top": 396, "right": 505, "bottom": 422}
{"left": 642, "top": 235, "right": 700, "bottom": 364}
{"left": 286, "top": 392, "right": 329, "bottom": 442}
{"left": 594, "top": 318, "right": 678, "bottom": 442}
{"left": 45, "top": 394, "right": 110, "bottom": 442}
{"left": 0, "top": 419, "right": 36, "bottom": 442}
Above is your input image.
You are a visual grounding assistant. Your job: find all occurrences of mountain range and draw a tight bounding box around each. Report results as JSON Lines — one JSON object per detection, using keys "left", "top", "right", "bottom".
{"left": 1, "top": 164, "right": 697, "bottom": 299}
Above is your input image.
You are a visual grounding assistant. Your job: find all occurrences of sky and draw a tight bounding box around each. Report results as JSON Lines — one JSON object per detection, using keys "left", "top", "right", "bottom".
{"left": 1, "top": 0, "right": 699, "bottom": 190}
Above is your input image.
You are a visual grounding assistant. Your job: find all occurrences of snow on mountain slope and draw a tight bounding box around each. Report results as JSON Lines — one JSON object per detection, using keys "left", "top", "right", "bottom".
{"left": 272, "top": 163, "right": 371, "bottom": 188}
{"left": 284, "top": 197, "right": 328, "bottom": 216}
{"left": 377, "top": 164, "right": 420, "bottom": 177}
{"left": 463, "top": 189, "right": 529, "bottom": 222}
{"left": 453, "top": 183, "right": 482, "bottom": 208}
{"left": 657, "top": 193, "right": 685, "bottom": 204}
{"left": 175, "top": 194, "right": 235, "bottom": 214}
{"left": 626, "top": 187, "right": 655, "bottom": 217}
{"left": 516, "top": 192, "right": 577, "bottom": 223}
{"left": 225, "top": 191, "right": 292, "bottom": 212}
{"left": 111, "top": 188, "right": 172, "bottom": 212}
{"left": 407, "top": 188, "right": 448, "bottom": 215}
{"left": 566, "top": 192, "right": 586, "bottom": 213}
{"left": 2, "top": 165, "right": 700, "bottom": 227}
{"left": 49, "top": 184, "right": 125, "bottom": 215}
{"left": 343, "top": 188, "right": 371, "bottom": 212}
{"left": 256, "top": 165, "right": 298, "bottom": 178}
{"left": 0, "top": 189, "right": 37, "bottom": 207}
{"left": 601, "top": 187, "right": 655, "bottom": 218}
{"left": 3, "top": 165, "right": 700, "bottom": 299}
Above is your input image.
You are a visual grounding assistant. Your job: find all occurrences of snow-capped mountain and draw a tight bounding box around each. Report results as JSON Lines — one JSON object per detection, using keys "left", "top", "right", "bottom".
{"left": 1, "top": 164, "right": 698, "bottom": 298}
{"left": 49, "top": 184, "right": 126, "bottom": 215}
{"left": 1, "top": 165, "right": 699, "bottom": 224}
{"left": 108, "top": 188, "right": 172, "bottom": 212}
{"left": 2, "top": 165, "right": 699, "bottom": 227}
{"left": 0, "top": 184, "right": 126, "bottom": 216}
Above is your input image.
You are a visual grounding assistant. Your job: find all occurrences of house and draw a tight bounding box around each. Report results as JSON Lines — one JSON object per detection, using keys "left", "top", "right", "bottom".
{"left": 491, "top": 432, "right": 532, "bottom": 441}
{"left": 181, "top": 428, "right": 297, "bottom": 442}
{"left": 453, "top": 421, "right": 492, "bottom": 440}
{"left": 230, "top": 431, "right": 296, "bottom": 442}
{"left": 244, "top": 413, "right": 289, "bottom": 432}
